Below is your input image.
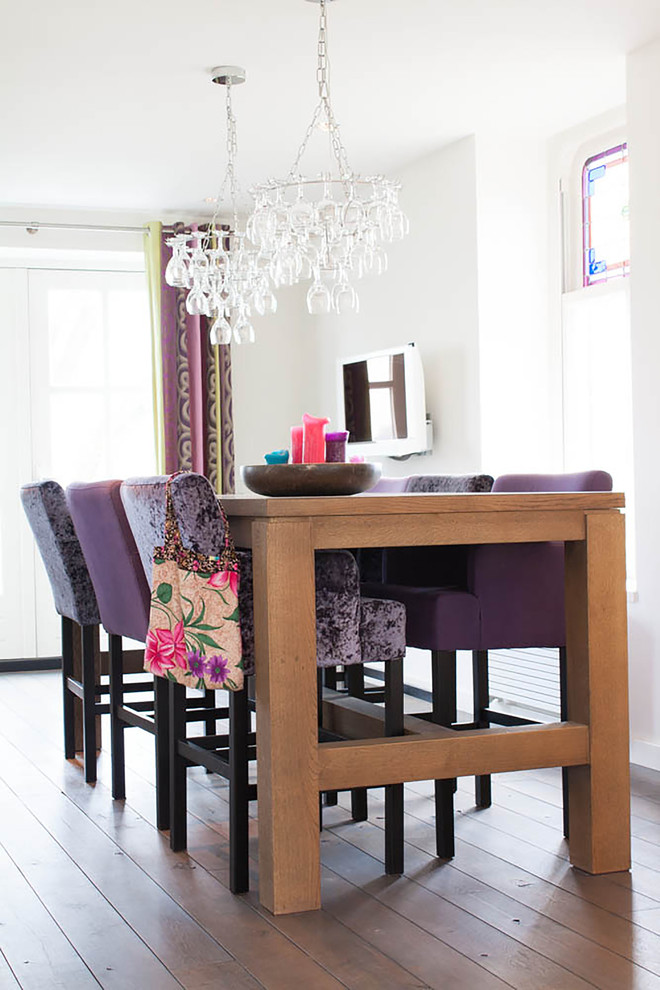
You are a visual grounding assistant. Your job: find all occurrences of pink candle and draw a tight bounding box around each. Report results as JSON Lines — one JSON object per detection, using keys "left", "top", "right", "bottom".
{"left": 302, "top": 413, "right": 329, "bottom": 464}
{"left": 290, "top": 425, "right": 303, "bottom": 464}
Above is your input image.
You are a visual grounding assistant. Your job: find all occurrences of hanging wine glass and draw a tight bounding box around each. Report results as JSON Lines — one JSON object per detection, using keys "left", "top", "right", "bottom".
{"left": 332, "top": 279, "right": 359, "bottom": 315}
{"left": 210, "top": 314, "right": 233, "bottom": 345}
{"left": 307, "top": 279, "right": 332, "bottom": 315}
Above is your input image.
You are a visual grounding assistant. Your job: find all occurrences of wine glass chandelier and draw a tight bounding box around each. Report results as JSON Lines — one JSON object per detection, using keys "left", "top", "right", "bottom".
{"left": 164, "top": 67, "right": 276, "bottom": 345}
{"left": 247, "top": 0, "right": 408, "bottom": 316}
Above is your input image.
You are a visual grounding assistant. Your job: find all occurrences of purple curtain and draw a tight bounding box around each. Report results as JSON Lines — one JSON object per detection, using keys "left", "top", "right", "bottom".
{"left": 159, "top": 224, "right": 235, "bottom": 493}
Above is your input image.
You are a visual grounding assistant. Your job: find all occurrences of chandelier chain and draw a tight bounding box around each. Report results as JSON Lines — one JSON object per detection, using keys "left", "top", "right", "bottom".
{"left": 247, "top": 2, "right": 408, "bottom": 318}
{"left": 287, "top": 0, "right": 353, "bottom": 181}
{"left": 210, "top": 78, "right": 240, "bottom": 231}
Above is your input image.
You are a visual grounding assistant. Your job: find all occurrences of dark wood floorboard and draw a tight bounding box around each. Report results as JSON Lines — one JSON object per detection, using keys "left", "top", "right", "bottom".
{"left": 2, "top": 672, "right": 660, "bottom": 989}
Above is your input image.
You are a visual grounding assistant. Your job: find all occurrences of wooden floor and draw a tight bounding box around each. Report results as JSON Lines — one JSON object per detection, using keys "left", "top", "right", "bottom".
{"left": 1, "top": 674, "right": 660, "bottom": 990}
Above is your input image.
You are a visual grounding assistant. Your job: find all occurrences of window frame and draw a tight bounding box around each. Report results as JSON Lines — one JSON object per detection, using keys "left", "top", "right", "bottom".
{"left": 581, "top": 142, "right": 630, "bottom": 288}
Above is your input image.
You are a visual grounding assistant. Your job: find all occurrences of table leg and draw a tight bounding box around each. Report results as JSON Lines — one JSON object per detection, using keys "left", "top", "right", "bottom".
{"left": 252, "top": 519, "right": 321, "bottom": 914}
{"left": 564, "top": 510, "right": 630, "bottom": 874}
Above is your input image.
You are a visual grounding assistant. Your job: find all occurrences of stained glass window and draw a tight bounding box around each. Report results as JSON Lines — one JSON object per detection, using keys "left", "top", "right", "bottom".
{"left": 582, "top": 143, "right": 630, "bottom": 286}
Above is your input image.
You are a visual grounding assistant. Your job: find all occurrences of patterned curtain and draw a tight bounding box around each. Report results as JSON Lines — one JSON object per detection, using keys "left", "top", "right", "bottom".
{"left": 145, "top": 221, "right": 235, "bottom": 493}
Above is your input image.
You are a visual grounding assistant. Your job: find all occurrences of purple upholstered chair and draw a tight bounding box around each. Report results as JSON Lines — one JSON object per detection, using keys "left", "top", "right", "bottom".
{"left": 66, "top": 480, "right": 172, "bottom": 827}
{"left": 361, "top": 472, "right": 494, "bottom": 858}
{"left": 366, "top": 469, "right": 613, "bottom": 856}
{"left": 121, "top": 473, "right": 407, "bottom": 892}
{"left": 469, "top": 470, "right": 613, "bottom": 831}
{"left": 20, "top": 481, "right": 101, "bottom": 783}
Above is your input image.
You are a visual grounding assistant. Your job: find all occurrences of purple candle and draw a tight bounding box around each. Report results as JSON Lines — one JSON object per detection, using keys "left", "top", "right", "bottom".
{"left": 290, "top": 425, "right": 303, "bottom": 464}
{"left": 325, "top": 430, "right": 349, "bottom": 463}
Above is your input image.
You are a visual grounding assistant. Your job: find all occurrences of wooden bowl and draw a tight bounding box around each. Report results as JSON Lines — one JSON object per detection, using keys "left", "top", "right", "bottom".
{"left": 240, "top": 462, "right": 382, "bottom": 497}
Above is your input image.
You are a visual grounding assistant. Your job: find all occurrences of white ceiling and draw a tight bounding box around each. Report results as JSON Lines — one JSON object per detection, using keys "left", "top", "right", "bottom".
{"left": 2, "top": 0, "right": 660, "bottom": 217}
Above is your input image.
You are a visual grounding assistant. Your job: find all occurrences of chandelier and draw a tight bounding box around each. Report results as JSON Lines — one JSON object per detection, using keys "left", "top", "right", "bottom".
{"left": 164, "top": 67, "right": 276, "bottom": 345}
{"left": 248, "top": 0, "right": 409, "bottom": 316}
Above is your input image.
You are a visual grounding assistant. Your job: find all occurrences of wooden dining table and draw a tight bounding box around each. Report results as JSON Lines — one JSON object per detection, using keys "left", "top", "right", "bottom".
{"left": 222, "top": 489, "right": 630, "bottom": 916}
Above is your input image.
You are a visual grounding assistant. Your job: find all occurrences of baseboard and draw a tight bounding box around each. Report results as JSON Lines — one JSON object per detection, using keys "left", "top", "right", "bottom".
{"left": 0, "top": 657, "right": 62, "bottom": 672}
{"left": 0, "top": 648, "right": 143, "bottom": 675}
{"left": 631, "top": 738, "right": 660, "bottom": 772}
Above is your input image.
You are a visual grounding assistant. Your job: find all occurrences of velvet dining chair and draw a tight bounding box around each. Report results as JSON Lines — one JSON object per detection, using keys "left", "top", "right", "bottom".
{"left": 364, "top": 468, "right": 613, "bottom": 856}
{"left": 467, "top": 469, "right": 613, "bottom": 833}
{"left": 66, "top": 479, "right": 172, "bottom": 827}
{"left": 20, "top": 480, "right": 102, "bottom": 783}
{"left": 360, "top": 472, "right": 494, "bottom": 859}
{"left": 120, "top": 472, "right": 408, "bottom": 893}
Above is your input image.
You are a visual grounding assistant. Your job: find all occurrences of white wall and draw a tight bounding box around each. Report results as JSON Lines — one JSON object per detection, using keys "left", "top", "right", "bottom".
{"left": 231, "top": 281, "right": 315, "bottom": 484}
{"left": 626, "top": 38, "right": 660, "bottom": 769}
{"left": 475, "top": 132, "right": 555, "bottom": 475}
{"left": 307, "top": 136, "right": 483, "bottom": 477}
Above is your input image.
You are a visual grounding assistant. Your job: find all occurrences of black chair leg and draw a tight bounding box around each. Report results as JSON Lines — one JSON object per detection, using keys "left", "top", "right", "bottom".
{"left": 203, "top": 688, "right": 216, "bottom": 772}
{"left": 385, "top": 658, "right": 404, "bottom": 875}
{"left": 473, "top": 650, "right": 492, "bottom": 808}
{"left": 431, "top": 650, "right": 457, "bottom": 859}
{"left": 346, "top": 665, "right": 368, "bottom": 821}
{"left": 169, "top": 682, "right": 187, "bottom": 851}
{"left": 81, "top": 624, "right": 97, "bottom": 784}
{"left": 229, "top": 687, "right": 250, "bottom": 894}
{"left": 61, "top": 616, "right": 75, "bottom": 759}
{"left": 559, "top": 646, "right": 570, "bottom": 838}
{"left": 154, "top": 676, "right": 170, "bottom": 831}
{"left": 108, "top": 633, "right": 125, "bottom": 800}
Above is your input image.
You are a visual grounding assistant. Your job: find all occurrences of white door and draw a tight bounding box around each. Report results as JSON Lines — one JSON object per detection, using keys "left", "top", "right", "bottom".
{"left": 0, "top": 264, "right": 155, "bottom": 660}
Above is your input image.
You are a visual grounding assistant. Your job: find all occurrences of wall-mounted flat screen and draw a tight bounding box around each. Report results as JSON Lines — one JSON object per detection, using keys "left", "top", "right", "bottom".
{"left": 338, "top": 342, "right": 428, "bottom": 458}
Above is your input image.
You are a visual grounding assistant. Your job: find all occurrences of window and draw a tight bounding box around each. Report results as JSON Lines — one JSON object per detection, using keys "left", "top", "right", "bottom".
{"left": 29, "top": 270, "right": 155, "bottom": 484}
{"left": 582, "top": 143, "right": 630, "bottom": 286}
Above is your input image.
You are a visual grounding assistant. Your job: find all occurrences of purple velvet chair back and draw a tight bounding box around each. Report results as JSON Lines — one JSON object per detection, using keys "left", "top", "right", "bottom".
{"left": 20, "top": 480, "right": 100, "bottom": 627}
{"left": 492, "top": 471, "right": 612, "bottom": 494}
{"left": 67, "top": 481, "right": 150, "bottom": 643}
{"left": 472, "top": 470, "right": 613, "bottom": 649}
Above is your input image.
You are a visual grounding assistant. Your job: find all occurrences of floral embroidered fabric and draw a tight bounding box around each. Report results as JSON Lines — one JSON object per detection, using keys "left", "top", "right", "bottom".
{"left": 145, "top": 473, "right": 243, "bottom": 692}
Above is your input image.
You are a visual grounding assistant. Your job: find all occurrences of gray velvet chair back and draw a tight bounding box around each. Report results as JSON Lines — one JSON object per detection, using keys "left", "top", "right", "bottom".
{"left": 119, "top": 475, "right": 169, "bottom": 584}
{"left": 67, "top": 480, "right": 150, "bottom": 643}
{"left": 121, "top": 473, "right": 382, "bottom": 674}
{"left": 370, "top": 475, "right": 494, "bottom": 496}
{"left": 20, "top": 480, "right": 100, "bottom": 627}
{"left": 405, "top": 474, "right": 494, "bottom": 494}
{"left": 382, "top": 474, "right": 495, "bottom": 586}
{"left": 120, "top": 474, "right": 229, "bottom": 583}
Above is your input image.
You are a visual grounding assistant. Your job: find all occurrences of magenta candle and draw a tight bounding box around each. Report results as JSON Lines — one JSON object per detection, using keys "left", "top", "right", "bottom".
{"left": 302, "top": 413, "right": 329, "bottom": 463}
{"left": 325, "top": 430, "right": 349, "bottom": 463}
{"left": 290, "top": 425, "right": 303, "bottom": 464}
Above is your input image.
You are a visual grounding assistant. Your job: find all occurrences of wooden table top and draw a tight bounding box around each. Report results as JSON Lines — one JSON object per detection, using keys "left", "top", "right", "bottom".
{"left": 221, "top": 490, "right": 625, "bottom": 518}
